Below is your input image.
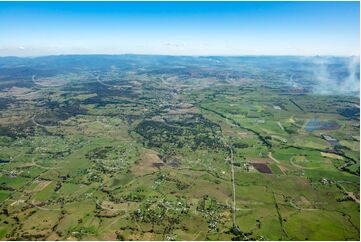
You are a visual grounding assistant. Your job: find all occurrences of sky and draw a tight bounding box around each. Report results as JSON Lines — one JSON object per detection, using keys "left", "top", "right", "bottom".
{"left": 0, "top": 1, "right": 359, "bottom": 56}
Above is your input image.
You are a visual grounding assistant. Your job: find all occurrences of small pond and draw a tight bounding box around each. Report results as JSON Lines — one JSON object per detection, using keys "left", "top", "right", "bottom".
{"left": 304, "top": 118, "right": 340, "bottom": 132}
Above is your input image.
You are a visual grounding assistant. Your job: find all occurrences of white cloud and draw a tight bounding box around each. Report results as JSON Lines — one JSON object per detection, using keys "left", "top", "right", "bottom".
{"left": 164, "top": 42, "right": 185, "bottom": 48}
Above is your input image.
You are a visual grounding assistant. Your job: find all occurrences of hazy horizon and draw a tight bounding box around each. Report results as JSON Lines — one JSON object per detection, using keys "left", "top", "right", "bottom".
{"left": 0, "top": 53, "right": 360, "bottom": 58}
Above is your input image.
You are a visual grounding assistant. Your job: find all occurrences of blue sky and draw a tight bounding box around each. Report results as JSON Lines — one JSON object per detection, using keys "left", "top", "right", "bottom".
{"left": 0, "top": 1, "right": 359, "bottom": 56}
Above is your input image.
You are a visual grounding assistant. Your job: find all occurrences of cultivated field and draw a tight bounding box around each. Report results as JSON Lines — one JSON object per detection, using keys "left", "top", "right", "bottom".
{"left": 0, "top": 55, "right": 359, "bottom": 240}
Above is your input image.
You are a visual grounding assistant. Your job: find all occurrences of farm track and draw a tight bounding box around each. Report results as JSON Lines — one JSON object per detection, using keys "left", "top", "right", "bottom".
{"left": 31, "top": 158, "right": 62, "bottom": 170}
{"left": 225, "top": 198, "right": 254, "bottom": 211}
{"left": 277, "top": 121, "right": 285, "bottom": 131}
{"left": 268, "top": 152, "right": 280, "bottom": 164}
{"left": 217, "top": 128, "right": 237, "bottom": 227}
{"left": 288, "top": 200, "right": 319, "bottom": 211}
{"left": 228, "top": 142, "right": 237, "bottom": 225}
{"left": 12, "top": 90, "right": 41, "bottom": 98}
{"left": 289, "top": 157, "right": 320, "bottom": 170}
{"left": 31, "top": 115, "right": 54, "bottom": 130}
{"left": 30, "top": 201, "right": 61, "bottom": 211}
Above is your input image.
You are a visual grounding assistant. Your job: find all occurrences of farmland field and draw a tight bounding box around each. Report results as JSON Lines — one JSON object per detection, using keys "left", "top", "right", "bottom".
{"left": 0, "top": 55, "right": 359, "bottom": 240}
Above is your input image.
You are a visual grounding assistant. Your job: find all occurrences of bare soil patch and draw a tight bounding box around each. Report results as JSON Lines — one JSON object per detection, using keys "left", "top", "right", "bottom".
{"left": 0, "top": 87, "right": 32, "bottom": 97}
{"left": 347, "top": 192, "right": 360, "bottom": 204}
{"left": 300, "top": 196, "right": 311, "bottom": 205}
{"left": 252, "top": 163, "right": 272, "bottom": 174}
{"left": 130, "top": 149, "right": 164, "bottom": 176}
{"left": 321, "top": 152, "right": 344, "bottom": 160}
{"left": 32, "top": 180, "right": 52, "bottom": 192}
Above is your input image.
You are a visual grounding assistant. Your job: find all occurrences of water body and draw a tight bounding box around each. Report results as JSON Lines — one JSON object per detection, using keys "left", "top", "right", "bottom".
{"left": 305, "top": 118, "right": 340, "bottom": 132}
